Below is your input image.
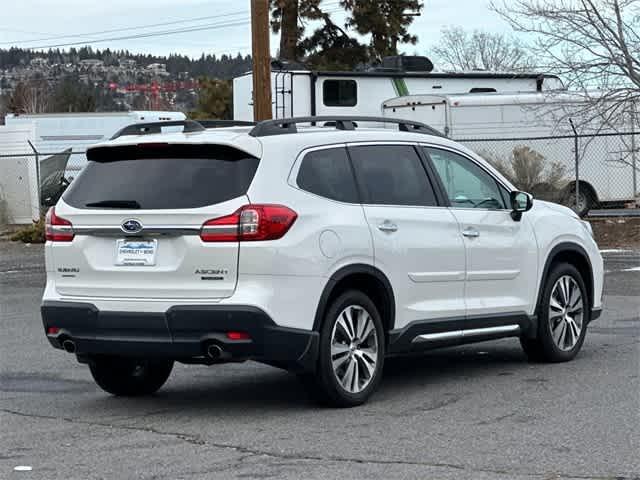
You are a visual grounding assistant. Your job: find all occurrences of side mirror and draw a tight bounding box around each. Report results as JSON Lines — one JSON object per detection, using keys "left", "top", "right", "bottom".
{"left": 510, "top": 191, "right": 533, "bottom": 221}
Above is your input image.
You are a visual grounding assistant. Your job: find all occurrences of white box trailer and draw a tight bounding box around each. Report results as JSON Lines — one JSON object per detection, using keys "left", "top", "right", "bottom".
{"left": 233, "top": 61, "right": 564, "bottom": 121}
{"left": 4, "top": 111, "right": 186, "bottom": 178}
{"left": 382, "top": 93, "right": 639, "bottom": 209}
{"left": 0, "top": 122, "right": 39, "bottom": 224}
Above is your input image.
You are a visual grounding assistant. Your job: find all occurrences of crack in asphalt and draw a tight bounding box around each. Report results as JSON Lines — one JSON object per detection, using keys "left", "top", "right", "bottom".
{"left": 1, "top": 408, "right": 635, "bottom": 480}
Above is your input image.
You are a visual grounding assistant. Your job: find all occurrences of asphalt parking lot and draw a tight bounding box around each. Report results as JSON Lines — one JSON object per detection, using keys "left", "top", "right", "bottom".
{"left": 1, "top": 241, "right": 638, "bottom": 480}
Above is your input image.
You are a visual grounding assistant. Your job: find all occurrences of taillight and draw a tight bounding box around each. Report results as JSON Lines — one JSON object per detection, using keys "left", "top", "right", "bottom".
{"left": 200, "top": 204, "right": 297, "bottom": 242}
{"left": 45, "top": 207, "right": 74, "bottom": 242}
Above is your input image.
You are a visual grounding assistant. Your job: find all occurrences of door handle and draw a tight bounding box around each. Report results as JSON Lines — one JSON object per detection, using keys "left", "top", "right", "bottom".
{"left": 378, "top": 221, "right": 398, "bottom": 233}
{"left": 462, "top": 227, "right": 480, "bottom": 238}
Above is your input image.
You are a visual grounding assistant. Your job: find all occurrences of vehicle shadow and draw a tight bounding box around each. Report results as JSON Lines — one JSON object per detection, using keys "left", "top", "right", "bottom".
{"left": 78, "top": 342, "right": 536, "bottom": 418}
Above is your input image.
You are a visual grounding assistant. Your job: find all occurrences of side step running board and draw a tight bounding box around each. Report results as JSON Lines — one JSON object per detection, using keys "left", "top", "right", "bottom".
{"left": 412, "top": 324, "right": 520, "bottom": 343}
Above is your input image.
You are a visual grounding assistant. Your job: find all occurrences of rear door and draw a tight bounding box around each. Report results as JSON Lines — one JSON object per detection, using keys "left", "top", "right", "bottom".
{"left": 347, "top": 143, "right": 466, "bottom": 329}
{"left": 51, "top": 144, "right": 259, "bottom": 300}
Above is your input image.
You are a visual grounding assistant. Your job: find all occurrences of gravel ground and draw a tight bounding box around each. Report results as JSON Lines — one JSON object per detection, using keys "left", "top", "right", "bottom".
{"left": 0, "top": 241, "right": 638, "bottom": 480}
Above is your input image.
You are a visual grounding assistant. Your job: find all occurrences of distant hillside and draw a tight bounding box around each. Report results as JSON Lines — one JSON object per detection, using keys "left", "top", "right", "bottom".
{"left": 0, "top": 47, "right": 252, "bottom": 80}
{"left": 0, "top": 47, "right": 253, "bottom": 113}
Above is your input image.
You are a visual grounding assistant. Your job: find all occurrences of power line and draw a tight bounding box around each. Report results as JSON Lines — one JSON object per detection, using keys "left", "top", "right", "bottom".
{"left": 0, "top": 27, "right": 55, "bottom": 37}
{"left": 0, "top": 11, "right": 248, "bottom": 46}
{"left": 2, "top": 1, "right": 344, "bottom": 46}
{"left": 5, "top": 1, "right": 347, "bottom": 52}
{"left": 19, "top": 20, "right": 252, "bottom": 50}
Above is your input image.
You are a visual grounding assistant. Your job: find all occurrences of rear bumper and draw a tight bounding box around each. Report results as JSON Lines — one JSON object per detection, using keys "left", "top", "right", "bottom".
{"left": 41, "top": 301, "right": 318, "bottom": 372}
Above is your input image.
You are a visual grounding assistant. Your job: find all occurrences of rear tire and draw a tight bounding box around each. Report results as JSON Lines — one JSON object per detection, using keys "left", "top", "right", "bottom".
{"left": 302, "top": 290, "right": 385, "bottom": 407}
{"left": 89, "top": 356, "right": 173, "bottom": 396}
{"left": 521, "top": 263, "right": 589, "bottom": 363}
{"left": 563, "top": 185, "right": 595, "bottom": 217}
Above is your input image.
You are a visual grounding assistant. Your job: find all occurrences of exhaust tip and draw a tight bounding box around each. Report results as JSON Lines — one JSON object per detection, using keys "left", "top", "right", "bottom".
{"left": 206, "top": 344, "right": 223, "bottom": 360}
{"left": 62, "top": 339, "right": 76, "bottom": 354}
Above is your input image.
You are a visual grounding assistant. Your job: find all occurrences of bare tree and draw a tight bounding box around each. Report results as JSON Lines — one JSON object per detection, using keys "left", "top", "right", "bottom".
{"left": 491, "top": 0, "right": 640, "bottom": 129}
{"left": 0, "top": 94, "right": 8, "bottom": 124}
{"left": 431, "top": 26, "right": 533, "bottom": 72}
{"left": 8, "top": 80, "right": 50, "bottom": 114}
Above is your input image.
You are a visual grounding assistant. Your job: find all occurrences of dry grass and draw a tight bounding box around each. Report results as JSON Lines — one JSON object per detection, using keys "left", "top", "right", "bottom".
{"left": 589, "top": 217, "right": 640, "bottom": 249}
{"left": 10, "top": 217, "right": 46, "bottom": 243}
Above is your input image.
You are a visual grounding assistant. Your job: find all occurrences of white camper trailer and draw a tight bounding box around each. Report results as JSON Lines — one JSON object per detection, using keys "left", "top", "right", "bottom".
{"left": 233, "top": 56, "right": 564, "bottom": 121}
{"left": 382, "top": 92, "right": 639, "bottom": 211}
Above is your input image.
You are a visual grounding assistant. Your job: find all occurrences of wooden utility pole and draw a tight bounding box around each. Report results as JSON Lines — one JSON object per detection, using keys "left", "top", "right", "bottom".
{"left": 251, "top": 0, "right": 273, "bottom": 121}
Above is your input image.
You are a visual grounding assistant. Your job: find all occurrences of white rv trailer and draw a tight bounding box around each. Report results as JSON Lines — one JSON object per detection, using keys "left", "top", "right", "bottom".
{"left": 233, "top": 58, "right": 564, "bottom": 121}
{"left": 382, "top": 92, "right": 639, "bottom": 209}
{"left": 4, "top": 111, "right": 186, "bottom": 177}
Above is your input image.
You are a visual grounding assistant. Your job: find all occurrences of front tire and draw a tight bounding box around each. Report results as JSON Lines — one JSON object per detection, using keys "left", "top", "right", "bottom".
{"left": 303, "top": 290, "right": 385, "bottom": 407}
{"left": 89, "top": 356, "right": 174, "bottom": 396}
{"left": 521, "top": 263, "right": 589, "bottom": 362}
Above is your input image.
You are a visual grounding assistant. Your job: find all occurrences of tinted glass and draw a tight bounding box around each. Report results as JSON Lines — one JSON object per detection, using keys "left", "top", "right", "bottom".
{"left": 64, "top": 146, "right": 259, "bottom": 210}
{"left": 323, "top": 80, "right": 358, "bottom": 107}
{"left": 425, "top": 147, "right": 506, "bottom": 209}
{"left": 349, "top": 145, "right": 437, "bottom": 206}
{"left": 297, "top": 148, "right": 359, "bottom": 203}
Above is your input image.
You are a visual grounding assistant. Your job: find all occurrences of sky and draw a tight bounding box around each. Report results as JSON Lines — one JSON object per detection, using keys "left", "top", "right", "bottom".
{"left": 0, "top": 0, "right": 514, "bottom": 60}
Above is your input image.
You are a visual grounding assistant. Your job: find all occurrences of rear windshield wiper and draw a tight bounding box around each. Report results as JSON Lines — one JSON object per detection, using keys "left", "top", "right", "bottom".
{"left": 85, "top": 200, "right": 141, "bottom": 209}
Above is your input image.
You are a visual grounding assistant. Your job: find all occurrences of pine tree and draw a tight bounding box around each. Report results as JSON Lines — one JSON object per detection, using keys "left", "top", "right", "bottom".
{"left": 341, "top": 0, "right": 423, "bottom": 61}
{"left": 270, "top": 0, "right": 300, "bottom": 61}
{"left": 270, "top": 0, "right": 423, "bottom": 68}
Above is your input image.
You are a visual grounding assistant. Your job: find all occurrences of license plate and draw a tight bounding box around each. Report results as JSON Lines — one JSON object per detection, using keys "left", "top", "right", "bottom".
{"left": 115, "top": 239, "right": 157, "bottom": 266}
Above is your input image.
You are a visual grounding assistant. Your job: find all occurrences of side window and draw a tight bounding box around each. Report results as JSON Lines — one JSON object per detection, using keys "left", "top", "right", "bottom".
{"left": 424, "top": 147, "right": 506, "bottom": 209}
{"left": 349, "top": 145, "right": 438, "bottom": 206}
{"left": 323, "top": 80, "right": 357, "bottom": 107}
{"left": 297, "top": 147, "right": 359, "bottom": 203}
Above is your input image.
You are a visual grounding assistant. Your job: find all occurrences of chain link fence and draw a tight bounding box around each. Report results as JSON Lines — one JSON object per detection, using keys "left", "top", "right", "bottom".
{"left": 0, "top": 147, "right": 88, "bottom": 226}
{"left": 1, "top": 131, "right": 639, "bottom": 226}
{"left": 459, "top": 131, "right": 640, "bottom": 215}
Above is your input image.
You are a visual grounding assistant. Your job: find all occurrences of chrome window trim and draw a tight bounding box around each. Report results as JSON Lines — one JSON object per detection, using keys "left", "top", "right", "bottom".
{"left": 288, "top": 140, "right": 513, "bottom": 211}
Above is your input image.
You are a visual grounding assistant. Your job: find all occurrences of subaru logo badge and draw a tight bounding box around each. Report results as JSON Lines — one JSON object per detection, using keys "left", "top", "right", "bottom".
{"left": 121, "top": 219, "right": 143, "bottom": 234}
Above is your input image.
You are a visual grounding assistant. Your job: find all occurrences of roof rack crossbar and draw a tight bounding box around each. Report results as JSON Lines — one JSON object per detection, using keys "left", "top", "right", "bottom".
{"left": 111, "top": 120, "right": 206, "bottom": 139}
{"left": 249, "top": 116, "right": 443, "bottom": 137}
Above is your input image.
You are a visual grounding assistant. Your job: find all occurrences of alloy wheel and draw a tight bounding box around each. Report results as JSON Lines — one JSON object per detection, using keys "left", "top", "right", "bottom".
{"left": 330, "top": 305, "right": 379, "bottom": 394}
{"left": 549, "top": 275, "right": 584, "bottom": 351}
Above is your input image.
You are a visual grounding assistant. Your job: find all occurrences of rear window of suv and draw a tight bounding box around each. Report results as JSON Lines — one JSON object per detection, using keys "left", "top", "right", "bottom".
{"left": 63, "top": 144, "right": 259, "bottom": 210}
{"left": 297, "top": 147, "right": 359, "bottom": 203}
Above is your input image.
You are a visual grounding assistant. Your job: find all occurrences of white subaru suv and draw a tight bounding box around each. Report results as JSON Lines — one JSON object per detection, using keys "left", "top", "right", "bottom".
{"left": 42, "top": 117, "right": 603, "bottom": 407}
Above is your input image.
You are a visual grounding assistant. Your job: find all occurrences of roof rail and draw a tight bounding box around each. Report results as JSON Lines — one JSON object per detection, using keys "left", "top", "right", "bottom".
{"left": 198, "top": 119, "right": 257, "bottom": 129}
{"left": 110, "top": 120, "right": 206, "bottom": 140}
{"left": 249, "top": 116, "right": 444, "bottom": 137}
